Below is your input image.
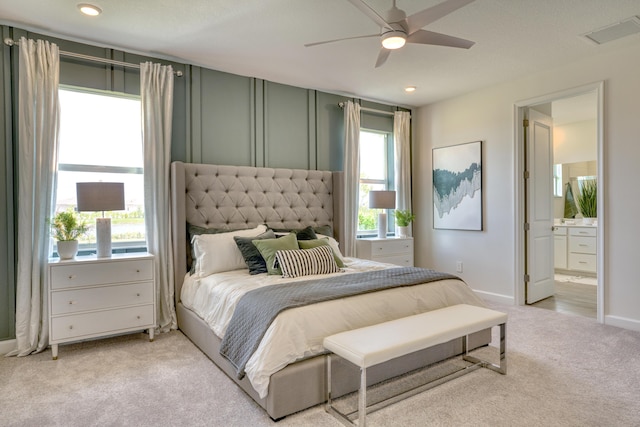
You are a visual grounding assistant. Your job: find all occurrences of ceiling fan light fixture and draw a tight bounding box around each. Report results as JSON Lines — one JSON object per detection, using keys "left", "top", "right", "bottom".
{"left": 381, "top": 31, "right": 406, "bottom": 50}
{"left": 78, "top": 3, "right": 102, "bottom": 16}
{"left": 405, "top": 86, "right": 417, "bottom": 93}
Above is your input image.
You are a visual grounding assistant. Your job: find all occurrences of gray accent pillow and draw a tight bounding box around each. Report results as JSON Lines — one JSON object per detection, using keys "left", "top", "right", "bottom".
{"left": 234, "top": 230, "right": 276, "bottom": 275}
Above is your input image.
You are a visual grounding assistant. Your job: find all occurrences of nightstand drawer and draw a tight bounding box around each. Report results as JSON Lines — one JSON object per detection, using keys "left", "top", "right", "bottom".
{"left": 51, "top": 282, "right": 154, "bottom": 315}
{"left": 51, "top": 304, "right": 155, "bottom": 342}
{"left": 372, "top": 254, "right": 413, "bottom": 267}
{"left": 368, "top": 239, "right": 413, "bottom": 256}
{"left": 50, "top": 259, "right": 153, "bottom": 289}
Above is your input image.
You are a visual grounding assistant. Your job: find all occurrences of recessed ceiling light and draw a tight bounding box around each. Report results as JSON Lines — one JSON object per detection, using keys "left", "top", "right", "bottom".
{"left": 405, "top": 86, "right": 417, "bottom": 93}
{"left": 78, "top": 3, "right": 102, "bottom": 16}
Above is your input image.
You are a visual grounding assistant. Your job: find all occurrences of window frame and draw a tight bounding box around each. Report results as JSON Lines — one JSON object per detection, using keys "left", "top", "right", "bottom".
{"left": 357, "top": 128, "right": 395, "bottom": 237}
{"left": 55, "top": 85, "right": 146, "bottom": 256}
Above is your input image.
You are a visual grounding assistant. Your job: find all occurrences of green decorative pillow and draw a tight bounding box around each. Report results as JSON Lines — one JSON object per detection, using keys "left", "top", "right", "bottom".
{"left": 252, "top": 232, "right": 299, "bottom": 275}
{"left": 298, "top": 238, "right": 345, "bottom": 268}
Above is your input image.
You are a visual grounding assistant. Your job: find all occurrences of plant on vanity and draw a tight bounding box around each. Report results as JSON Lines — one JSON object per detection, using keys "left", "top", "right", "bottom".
{"left": 49, "top": 210, "right": 89, "bottom": 259}
{"left": 394, "top": 210, "right": 415, "bottom": 238}
{"left": 576, "top": 180, "right": 597, "bottom": 223}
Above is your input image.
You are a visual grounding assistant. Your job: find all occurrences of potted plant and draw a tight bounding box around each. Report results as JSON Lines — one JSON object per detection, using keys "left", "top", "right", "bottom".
{"left": 576, "top": 180, "right": 597, "bottom": 225}
{"left": 50, "top": 210, "right": 89, "bottom": 259}
{"left": 394, "top": 209, "right": 415, "bottom": 238}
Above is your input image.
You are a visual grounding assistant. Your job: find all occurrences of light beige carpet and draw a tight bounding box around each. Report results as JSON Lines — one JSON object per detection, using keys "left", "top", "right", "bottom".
{"left": 2, "top": 302, "right": 639, "bottom": 427}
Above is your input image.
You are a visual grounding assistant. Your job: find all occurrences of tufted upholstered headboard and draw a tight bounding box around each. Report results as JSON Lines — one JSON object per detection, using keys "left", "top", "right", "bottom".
{"left": 170, "top": 161, "right": 344, "bottom": 305}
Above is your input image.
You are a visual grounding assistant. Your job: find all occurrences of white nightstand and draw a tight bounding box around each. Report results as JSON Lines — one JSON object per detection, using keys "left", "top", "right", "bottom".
{"left": 48, "top": 252, "right": 156, "bottom": 359}
{"left": 356, "top": 237, "right": 414, "bottom": 266}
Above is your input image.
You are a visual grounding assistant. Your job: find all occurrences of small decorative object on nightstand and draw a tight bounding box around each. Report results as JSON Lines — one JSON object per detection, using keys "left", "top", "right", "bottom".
{"left": 48, "top": 252, "right": 156, "bottom": 359}
{"left": 356, "top": 237, "right": 414, "bottom": 266}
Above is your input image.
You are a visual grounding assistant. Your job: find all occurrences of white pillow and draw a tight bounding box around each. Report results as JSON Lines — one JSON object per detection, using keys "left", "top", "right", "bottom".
{"left": 316, "top": 233, "right": 346, "bottom": 264}
{"left": 191, "top": 224, "right": 267, "bottom": 277}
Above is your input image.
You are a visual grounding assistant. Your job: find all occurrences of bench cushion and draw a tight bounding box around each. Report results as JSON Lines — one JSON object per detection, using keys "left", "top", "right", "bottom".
{"left": 323, "top": 304, "right": 507, "bottom": 368}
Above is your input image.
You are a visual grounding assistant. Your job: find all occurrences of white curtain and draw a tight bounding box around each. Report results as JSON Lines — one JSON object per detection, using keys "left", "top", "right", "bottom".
{"left": 141, "top": 62, "right": 177, "bottom": 332}
{"left": 343, "top": 100, "right": 361, "bottom": 257}
{"left": 7, "top": 37, "right": 60, "bottom": 357}
{"left": 394, "top": 111, "right": 412, "bottom": 234}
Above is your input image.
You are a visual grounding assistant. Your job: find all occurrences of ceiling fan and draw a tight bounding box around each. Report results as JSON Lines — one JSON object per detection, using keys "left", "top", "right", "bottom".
{"left": 305, "top": 0, "right": 476, "bottom": 68}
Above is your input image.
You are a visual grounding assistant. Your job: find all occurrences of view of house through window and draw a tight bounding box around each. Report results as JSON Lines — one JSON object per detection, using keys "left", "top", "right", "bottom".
{"left": 55, "top": 87, "right": 145, "bottom": 255}
{"left": 358, "top": 130, "right": 392, "bottom": 235}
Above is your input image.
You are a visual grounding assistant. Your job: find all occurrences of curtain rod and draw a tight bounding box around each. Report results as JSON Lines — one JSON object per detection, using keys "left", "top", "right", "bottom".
{"left": 338, "top": 102, "right": 410, "bottom": 118}
{"left": 4, "top": 38, "right": 183, "bottom": 77}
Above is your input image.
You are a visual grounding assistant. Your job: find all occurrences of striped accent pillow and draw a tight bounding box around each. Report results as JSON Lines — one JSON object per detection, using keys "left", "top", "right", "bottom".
{"left": 275, "top": 245, "right": 341, "bottom": 278}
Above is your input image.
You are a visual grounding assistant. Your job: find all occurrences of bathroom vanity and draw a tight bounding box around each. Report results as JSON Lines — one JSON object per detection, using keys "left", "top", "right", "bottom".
{"left": 554, "top": 224, "right": 597, "bottom": 275}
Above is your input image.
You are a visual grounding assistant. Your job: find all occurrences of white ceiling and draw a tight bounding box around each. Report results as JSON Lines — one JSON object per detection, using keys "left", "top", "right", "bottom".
{"left": 1, "top": 0, "right": 640, "bottom": 109}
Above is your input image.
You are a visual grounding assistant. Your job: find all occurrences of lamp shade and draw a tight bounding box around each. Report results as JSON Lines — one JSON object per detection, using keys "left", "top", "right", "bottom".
{"left": 76, "top": 182, "right": 125, "bottom": 212}
{"left": 369, "top": 190, "right": 396, "bottom": 209}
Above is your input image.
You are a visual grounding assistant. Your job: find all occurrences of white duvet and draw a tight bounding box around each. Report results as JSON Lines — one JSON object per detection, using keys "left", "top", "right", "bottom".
{"left": 180, "top": 258, "right": 485, "bottom": 398}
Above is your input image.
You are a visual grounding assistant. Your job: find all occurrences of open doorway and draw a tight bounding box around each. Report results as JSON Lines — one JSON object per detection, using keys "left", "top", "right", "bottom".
{"left": 515, "top": 82, "right": 604, "bottom": 323}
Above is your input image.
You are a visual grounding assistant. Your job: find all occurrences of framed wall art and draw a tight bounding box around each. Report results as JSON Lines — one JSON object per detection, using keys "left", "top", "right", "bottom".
{"left": 432, "top": 141, "right": 483, "bottom": 230}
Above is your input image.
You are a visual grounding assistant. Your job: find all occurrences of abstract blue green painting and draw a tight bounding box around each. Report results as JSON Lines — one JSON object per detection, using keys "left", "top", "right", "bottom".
{"left": 432, "top": 141, "right": 482, "bottom": 230}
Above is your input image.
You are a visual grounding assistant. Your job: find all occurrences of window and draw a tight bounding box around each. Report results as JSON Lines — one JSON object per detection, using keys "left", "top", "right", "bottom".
{"left": 553, "top": 164, "right": 563, "bottom": 197}
{"left": 358, "top": 130, "right": 394, "bottom": 235}
{"left": 55, "top": 87, "right": 145, "bottom": 255}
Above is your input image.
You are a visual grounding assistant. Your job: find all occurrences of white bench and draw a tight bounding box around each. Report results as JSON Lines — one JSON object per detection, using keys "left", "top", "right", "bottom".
{"left": 323, "top": 304, "right": 507, "bottom": 427}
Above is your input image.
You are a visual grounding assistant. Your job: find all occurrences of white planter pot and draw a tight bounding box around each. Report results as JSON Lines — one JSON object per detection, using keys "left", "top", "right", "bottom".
{"left": 57, "top": 240, "right": 79, "bottom": 260}
{"left": 397, "top": 225, "right": 410, "bottom": 238}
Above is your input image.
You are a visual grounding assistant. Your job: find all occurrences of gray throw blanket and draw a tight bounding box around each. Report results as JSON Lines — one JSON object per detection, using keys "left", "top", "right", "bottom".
{"left": 220, "top": 267, "right": 458, "bottom": 379}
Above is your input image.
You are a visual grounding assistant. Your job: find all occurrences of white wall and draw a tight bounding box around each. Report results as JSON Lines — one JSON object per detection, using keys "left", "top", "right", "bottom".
{"left": 554, "top": 120, "right": 597, "bottom": 164}
{"left": 413, "top": 40, "right": 640, "bottom": 331}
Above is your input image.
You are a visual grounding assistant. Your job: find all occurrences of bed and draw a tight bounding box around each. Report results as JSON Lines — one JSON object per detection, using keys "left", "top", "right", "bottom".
{"left": 170, "top": 161, "right": 489, "bottom": 420}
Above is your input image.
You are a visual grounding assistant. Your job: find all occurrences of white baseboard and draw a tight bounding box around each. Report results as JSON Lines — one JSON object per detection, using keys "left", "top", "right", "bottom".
{"left": 474, "top": 290, "right": 514, "bottom": 305}
{"left": 605, "top": 315, "right": 640, "bottom": 332}
{"left": 0, "top": 339, "right": 16, "bottom": 356}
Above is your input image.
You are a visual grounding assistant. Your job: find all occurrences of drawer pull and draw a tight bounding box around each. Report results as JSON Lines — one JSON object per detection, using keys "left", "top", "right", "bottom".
{"left": 68, "top": 325, "right": 73, "bottom": 330}
{"left": 68, "top": 275, "right": 75, "bottom": 280}
{"left": 137, "top": 316, "right": 141, "bottom": 320}
{"left": 579, "top": 261, "right": 587, "bottom": 264}
{"left": 136, "top": 269, "right": 141, "bottom": 273}
{"left": 68, "top": 300, "right": 76, "bottom": 305}
{"left": 579, "top": 244, "right": 588, "bottom": 247}
{"left": 136, "top": 293, "right": 141, "bottom": 297}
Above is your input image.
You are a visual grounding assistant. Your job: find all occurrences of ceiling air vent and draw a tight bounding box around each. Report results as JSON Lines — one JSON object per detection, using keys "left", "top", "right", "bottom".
{"left": 582, "top": 16, "right": 640, "bottom": 45}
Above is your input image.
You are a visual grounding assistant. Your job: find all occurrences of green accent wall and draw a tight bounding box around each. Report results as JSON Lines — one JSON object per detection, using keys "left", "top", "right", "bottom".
{"left": 0, "top": 24, "right": 408, "bottom": 342}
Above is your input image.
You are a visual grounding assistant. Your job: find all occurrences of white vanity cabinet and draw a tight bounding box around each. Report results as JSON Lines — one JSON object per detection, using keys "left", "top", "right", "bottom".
{"left": 356, "top": 237, "right": 414, "bottom": 266}
{"left": 568, "top": 227, "right": 597, "bottom": 273}
{"left": 554, "top": 225, "right": 596, "bottom": 275}
{"left": 553, "top": 226, "right": 568, "bottom": 269}
{"left": 48, "top": 253, "right": 156, "bottom": 359}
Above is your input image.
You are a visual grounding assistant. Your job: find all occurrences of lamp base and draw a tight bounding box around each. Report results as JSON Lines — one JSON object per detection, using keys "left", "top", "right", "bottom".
{"left": 96, "top": 218, "right": 112, "bottom": 258}
{"left": 377, "top": 212, "right": 388, "bottom": 239}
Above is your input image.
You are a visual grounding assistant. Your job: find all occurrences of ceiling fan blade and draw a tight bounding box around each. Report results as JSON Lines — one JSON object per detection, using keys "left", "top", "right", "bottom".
{"left": 406, "top": 29, "right": 475, "bottom": 49}
{"left": 346, "top": 0, "right": 392, "bottom": 30}
{"left": 305, "top": 33, "right": 379, "bottom": 48}
{"left": 375, "top": 49, "right": 391, "bottom": 68}
{"left": 406, "top": 0, "right": 475, "bottom": 34}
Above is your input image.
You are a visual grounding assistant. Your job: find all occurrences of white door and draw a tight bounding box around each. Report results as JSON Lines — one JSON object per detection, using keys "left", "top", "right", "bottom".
{"left": 526, "top": 109, "right": 555, "bottom": 303}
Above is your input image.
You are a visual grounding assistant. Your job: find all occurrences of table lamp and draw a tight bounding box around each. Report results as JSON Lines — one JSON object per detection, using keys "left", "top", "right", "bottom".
{"left": 369, "top": 190, "right": 396, "bottom": 239}
{"left": 76, "top": 182, "right": 125, "bottom": 258}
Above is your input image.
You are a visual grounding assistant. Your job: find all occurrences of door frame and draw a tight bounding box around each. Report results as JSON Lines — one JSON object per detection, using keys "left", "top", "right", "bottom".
{"left": 513, "top": 81, "right": 604, "bottom": 323}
